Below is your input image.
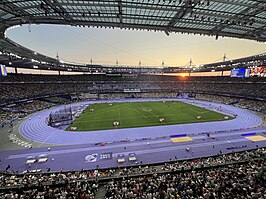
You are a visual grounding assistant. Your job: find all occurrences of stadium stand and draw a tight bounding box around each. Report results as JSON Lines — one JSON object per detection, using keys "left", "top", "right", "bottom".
{"left": 0, "top": 1, "right": 266, "bottom": 198}
{"left": 0, "top": 148, "right": 264, "bottom": 198}
{"left": 196, "top": 94, "right": 266, "bottom": 114}
{"left": 1, "top": 75, "right": 266, "bottom": 104}
{"left": 1, "top": 74, "right": 266, "bottom": 126}
{"left": 0, "top": 100, "right": 55, "bottom": 125}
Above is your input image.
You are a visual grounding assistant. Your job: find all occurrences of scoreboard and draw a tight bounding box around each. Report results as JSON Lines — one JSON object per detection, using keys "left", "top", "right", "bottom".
{"left": 230, "top": 68, "right": 249, "bottom": 78}
{"left": 0, "top": 64, "right": 7, "bottom": 76}
{"left": 231, "top": 66, "right": 266, "bottom": 78}
{"left": 250, "top": 66, "right": 266, "bottom": 77}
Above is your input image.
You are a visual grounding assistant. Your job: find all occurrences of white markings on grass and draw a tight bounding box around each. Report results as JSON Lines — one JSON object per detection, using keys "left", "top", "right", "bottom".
{"left": 142, "top": 108, "right": 152, "bottom": 112}
{"left": 71, "top": 114, "right": 177, "bottom": 123}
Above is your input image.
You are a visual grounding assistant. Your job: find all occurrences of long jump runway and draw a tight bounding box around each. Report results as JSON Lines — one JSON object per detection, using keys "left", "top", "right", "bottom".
{"left": 0, "top": 98, "right": 265, "bottom": 173}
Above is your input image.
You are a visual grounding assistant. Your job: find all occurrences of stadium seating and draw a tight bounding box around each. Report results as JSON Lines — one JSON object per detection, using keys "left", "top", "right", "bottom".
{"left": 1, "top": 74, "right": 266, "bottom": 105}
{"left": 0, "top": 74, "right": 265, "bottom": 198}
{"left": 1, "top": 74, "right": 266, "bottom": 125}
{"left": 0, "top": 148, "right": 264, "bottom": 198}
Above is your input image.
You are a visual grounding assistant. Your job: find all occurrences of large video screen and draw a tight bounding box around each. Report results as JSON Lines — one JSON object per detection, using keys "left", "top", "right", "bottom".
{"left": 250, "top": 66, "right": 266, "bottom": 77}
{"left": 0, "top": 64, "right": 7, "bottom": 76}
{"left": 230, "top": 68, "right": 249, "bottom": 78}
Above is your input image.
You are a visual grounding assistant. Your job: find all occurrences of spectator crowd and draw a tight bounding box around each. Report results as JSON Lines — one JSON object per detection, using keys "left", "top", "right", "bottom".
{"left": 0, "top": 74, "right": 265, "bottom": 198}
{"left": 0, "top": 148, "right": 265, "bottom": 198}
{"left": 1, "top": 74, "right": 266, "bottom": 104}
{"left": 0, "top": 100, "right": 54, "bottom": 125}
{"left": 0, "top": 74, "right": 265, "bottom": 125}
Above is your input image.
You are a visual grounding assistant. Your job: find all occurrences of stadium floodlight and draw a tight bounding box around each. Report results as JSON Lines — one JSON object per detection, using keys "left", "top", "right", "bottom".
{"left": 215, "top": 33, "right": 219, "bottom": 40}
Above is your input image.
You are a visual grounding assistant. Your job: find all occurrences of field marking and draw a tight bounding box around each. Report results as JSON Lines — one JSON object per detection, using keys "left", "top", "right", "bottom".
{"left": 83, "top": 103, "right": 127, "bottom": 118}
{"left": 245, "top": 135, "right": 266, "bottom": 142}
{"left": 147, "top": 109, "right": 160, "bottom": 118}
{"left": 9, "top": 137, "right": 249, "bottom": 160}
{"left": 70, "top": 116, "right": 229, "bottom": 131}
{"left": 118, "top": 105, "right": 121, "bottom": 125}
{"left": 38, "top": 129, "right": 60, "bottom": 147}
{"left": 72, "top": 104, "right": 124, "bottom": 129}
{"left": 171, "top": 136, "right": 192, "bottom": 143}
{"left": 136, "top": 103, "right": 160, "bottom": 118}
{"left": 127, "top": 105, "right": 151, "bottom": 118}
{"left": 71, "top": 113, "right": 178, "bottom": 123}
{"left": 69, "top": 118, "right": 219, "bottom": 131}
{"left": 187, "top": 106, "right": 210, "bottom": 115}
{"left": 142, "top": 108, "right": 152, "bottom": 112}
{"left": 68, "top": 101, "right": 231, "bottom": 131}
{"left": 73, "top": 104, "right": 127, "bottom": 124}
{"left": 78, "top": 101, "right": 219, "bottom": 122}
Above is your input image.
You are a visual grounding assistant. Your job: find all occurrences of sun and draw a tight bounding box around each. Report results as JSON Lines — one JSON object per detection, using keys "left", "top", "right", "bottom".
{"left": 181, "top": 73, "right": 187, "bottom": 77}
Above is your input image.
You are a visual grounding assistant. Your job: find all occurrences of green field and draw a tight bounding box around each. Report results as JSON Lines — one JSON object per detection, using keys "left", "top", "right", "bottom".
{"left": 66, "top": 101, "right": 233, "bottom": 131}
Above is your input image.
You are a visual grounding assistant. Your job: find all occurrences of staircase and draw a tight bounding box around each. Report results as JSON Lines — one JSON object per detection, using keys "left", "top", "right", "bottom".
{"left": 95, "top": 184, "right": 107, "bottom": 199}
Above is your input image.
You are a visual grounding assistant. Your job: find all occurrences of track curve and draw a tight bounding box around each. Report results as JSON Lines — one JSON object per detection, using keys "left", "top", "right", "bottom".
{"left": 19, "top": 98, "right": 263, "bottom": 145}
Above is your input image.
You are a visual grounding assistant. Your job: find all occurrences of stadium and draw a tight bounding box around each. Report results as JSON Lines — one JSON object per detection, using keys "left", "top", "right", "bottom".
{"left": 0, "top": 0, "right": 266, "bottom": 198}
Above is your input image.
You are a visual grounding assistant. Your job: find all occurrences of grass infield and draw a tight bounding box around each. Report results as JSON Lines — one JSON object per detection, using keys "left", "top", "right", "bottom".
{"left": 66, "top": 101, "right": 233, "bottom": 131}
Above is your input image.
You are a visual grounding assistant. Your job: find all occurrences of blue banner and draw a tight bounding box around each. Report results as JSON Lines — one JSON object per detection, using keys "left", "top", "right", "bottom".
{"left": 0, "top": 64, "right": 7, "bottom": 76}
{"left": 230, "top": 68, "right": 249, "bottom": 78}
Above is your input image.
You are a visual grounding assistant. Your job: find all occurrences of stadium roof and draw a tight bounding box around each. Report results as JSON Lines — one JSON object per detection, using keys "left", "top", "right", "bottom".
{"left": 0, "top": 0, "right": 266, "bottom": 72}
{"left": 1, "top": 0, "right": 266, "bottom": 41}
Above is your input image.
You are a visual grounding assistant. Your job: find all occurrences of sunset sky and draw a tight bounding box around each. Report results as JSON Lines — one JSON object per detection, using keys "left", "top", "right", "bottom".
{"left": 6, "top": 24, "right": 266, "bottom": 67}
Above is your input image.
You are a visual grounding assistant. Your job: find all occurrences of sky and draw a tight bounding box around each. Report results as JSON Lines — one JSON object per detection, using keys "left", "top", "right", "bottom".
{"left": 6, "top": 24, "right": 266, "bottom": 67}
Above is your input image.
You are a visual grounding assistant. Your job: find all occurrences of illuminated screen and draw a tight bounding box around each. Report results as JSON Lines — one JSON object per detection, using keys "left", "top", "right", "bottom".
{"left": 230, "top": 68, "right": 249, "bottom": 78}
{"left": 250, "top": 66, "right": 266, "bottom": 77}
{"left": 0, "top": 64, "right": 7, "bottom": 76}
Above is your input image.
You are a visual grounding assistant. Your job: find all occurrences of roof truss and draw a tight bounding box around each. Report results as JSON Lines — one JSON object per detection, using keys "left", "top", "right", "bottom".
{"left": 0, "top": 0, "right": 266, "bottom": 72}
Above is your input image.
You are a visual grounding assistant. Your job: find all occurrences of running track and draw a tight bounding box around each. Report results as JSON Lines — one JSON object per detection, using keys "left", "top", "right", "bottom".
{"left": 0, "top": 98, "right": 265, "bottom": 173}
{"left": 19, "top": 98, "right": 262, "bottom": 145}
